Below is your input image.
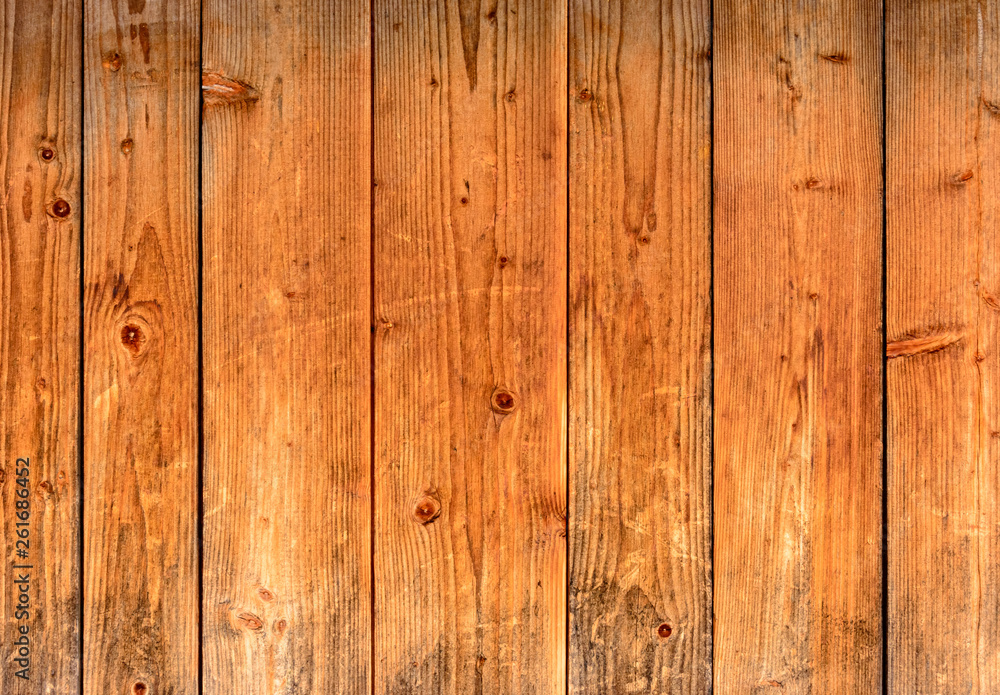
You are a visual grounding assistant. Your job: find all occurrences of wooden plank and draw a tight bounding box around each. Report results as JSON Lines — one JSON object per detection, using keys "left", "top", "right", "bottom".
{"left": 887, "top": 1, "right": 1000, "bottom": 690}
{"left": 373, "top": 0, "right": 567, "bottom": 691}
{"left": 201, "top": 1, "right": 372, "bottom": 692}
{"left": 567, "top": 1, "right": 712, "bottom": 692}
{"left": 82, "top": 0, "right": 199, "bottom": 692}
{"left": 713, "top": 1, "right": 883, "bottom": 691}
{"left": 0, "top": 0, "right": 81, "bottom": 691}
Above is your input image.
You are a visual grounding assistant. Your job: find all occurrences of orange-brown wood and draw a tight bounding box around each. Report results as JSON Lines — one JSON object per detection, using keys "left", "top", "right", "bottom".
{"left": 201, "top": 1, "right": 372, "bottom": 692}
{"left": 82, "top": 0, "right": 199, "bottom": 692}
{"left": 568, "top": 0, "right": 713, "bottom": 692}
{"left": 374, "top": 0, "right": 567, "bottom": 691}
{"left": 714, "top": 0, "right": 883, "bottom": 691}
{"left": 0, "top": 1, "right": 81, "bottom": 692}
{"left": 887, "top": 1, "right": 1000, "bottom": 691}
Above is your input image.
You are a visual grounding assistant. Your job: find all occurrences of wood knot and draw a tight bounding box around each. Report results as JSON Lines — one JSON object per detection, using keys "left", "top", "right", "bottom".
{"left": 492, "top": 388, "right": 517, "bottom": 413}
{"left": 952, "top": 170, "right": 974, "bottom": 185}
{"left": 39, "top": 147, "right": 55, "bottom": 162}
{"left": 257, "top": 587, "right": 275, "bottom": 602}
{"left": 104, "top": 52, "right": 123, "bottom": 71}
{"left": 413, "top": 495, "right": 442, "bottom": 525}
{"left": 821, "top": 53, "right": 849, "bottom": 63}
{"left": 236, "top": 612, "right": 264, "bottom": 632}
{"left": 120, "top": 324, "right": 146, "bottom": 356}
{"left": 131, "top": 683, "right": 147, "bottom": 695}
{"left": 505, "top": 90, "right": 516, "bottom": 103}
{"left": 202, "top": 71, "right": 260, "bottom": 107}
{"left": 37, "top": 480, "right": 53, "bottom": 497}
{"left": 274, "top": 618, "right": 288, "bottom": 635}
{"left": 49, "top": 199, "right": 71, "bottom": 218}
{"left": 498, "top": 255, "right": 509, "bottom": 268}
{"left": 657, "top": 623, "right": 672, "bottom": 639}
{"left": 121, "top": 138, "right": 134, "bottom": 155}
{"left": 577, "top": 88, "right": 593, "bottom": 102}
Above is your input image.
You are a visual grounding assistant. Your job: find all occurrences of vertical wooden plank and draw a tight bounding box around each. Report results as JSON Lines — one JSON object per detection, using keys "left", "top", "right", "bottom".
{"left": 373, "top": 0, "right": 567, "bottom": 691}
{"left": 887, "top": 2, "right": 1000, "bottom": 690}
{"left": 201, "top": 2, "right": 371, "bottom": 693}
{"left": 82, "top": 0, "right": 199, "bottom": 692}
{"left": 714, "top": 1, "right": 883, "bottom": 691}
{"left": 0, "top": 0, "right": 81, "bottom": 692}
{"left": 567, "top": 1, "right": 712, "bottom": 693}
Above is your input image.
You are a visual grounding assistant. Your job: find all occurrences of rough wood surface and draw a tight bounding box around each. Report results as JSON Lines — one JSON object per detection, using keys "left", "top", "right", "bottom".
{"left": 0, "top": 0, "right": 81, "bottom": 692}
{"left": 82, "top": 0, "right": 199, "bottom": 693}
{"left": 713, "top": 1, "right": 883, "bottom": 691}
{"left": 887, "top": 1, "right": 1000, "bottom": 691}
{"left": 373, "top": 0, "right": 567, "bottom": 691}
{"left": 201, "top": 1, "right": 372, "bottom": 693}
{"left": 567, "top": 0, "right": 712, "bottom": 692}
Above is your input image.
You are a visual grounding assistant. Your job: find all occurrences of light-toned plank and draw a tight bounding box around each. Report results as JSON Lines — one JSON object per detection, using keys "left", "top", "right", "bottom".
{"left": 713, "top": 1, "right": 883, "bottom": 691}
{"left": 0, "top": 0, "right": 81, "bottom": 692}
{"left": 887, "top": 1, "right": 1000, "bottom": 691}
{"left": 373, "top": 0, "right": 567, "bottom": 691}
{"left": 567, "top": 0, "right": 712, "bottom": 692}
{"left": 82, "top": 0, "right": 199, "bottom": 692}
{"left": 201, "top": 1, "right": 372, "bottom": 692}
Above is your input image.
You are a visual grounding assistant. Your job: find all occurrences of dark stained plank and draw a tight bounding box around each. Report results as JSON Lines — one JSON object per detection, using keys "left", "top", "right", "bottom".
{"left": 201, "top": 1, "right": 372, "bottom": 692}
{"left": 373, "top": 0, "right": 567, "bottom": 691}
{"left": 567, "top": 0, "right": 713, "bottom": 692}
{"left": 713, "top": 0, "right": 883, "bottom": 691}
{"left": 887, "top": 1, "right": 1000, "bottom": 691}
{"left": 0, "top": 0, "right": 81, "bottom": 692}
{"left": 82, "top": 0, "right": 199, "bottom": 692}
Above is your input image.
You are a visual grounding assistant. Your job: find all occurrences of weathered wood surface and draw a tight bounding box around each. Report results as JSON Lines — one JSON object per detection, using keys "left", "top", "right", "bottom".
{"left": 887, "top": 1, "right": 1000, "bottom": 691}
{"left": 713, "top": 0, "right": 883, "bottom": 691}
{"left": 201, "top": 1, "right": 372, "bottom": 693}
{"left": 373, "top": 0, "right": 567, "bottom": 691}
{"left": 568, "top": 0, "right": 712, "bottom": 692}
{"left": 0, "top": 0, "right": 81, "bottom": 692}
{"left": 82, "top": 0, "right": 199, "bottom": 692}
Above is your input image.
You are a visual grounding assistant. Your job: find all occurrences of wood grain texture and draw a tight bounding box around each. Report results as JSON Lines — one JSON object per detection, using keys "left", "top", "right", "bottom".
{"left": 373, "top": 0, "right": 567, "bottom": 691}
{"left": 713, "top": 1, "right": 882, "bottom": 691}
{"left": 0, "top": 0, "right": 81, "bottom": 692}
{"left": 567, "top": 1, "right": 712, "bottom": 692}
{"left": 82, "top": 0, "right": 199, "bottom": 692}
{"left": 887, "top": 2, "right": 1000, "bottom": 691}
{"left": 201, "top": 1, "right": 371, "bottom": 693}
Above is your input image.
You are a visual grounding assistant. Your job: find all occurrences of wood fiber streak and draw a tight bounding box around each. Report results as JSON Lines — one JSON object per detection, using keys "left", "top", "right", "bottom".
{"left": 568, "top": 1, "right": 712, "bottom": 693}
{"left": 82, "top": 0, "right": 199, "bottom": 693}
{"left": 0, "top": 0, "right": 81, "bottom": 692}
{"left": 373, "top": 0, "right": 567, "bottom": 692}
{"left": 887, "top": 2, "right": 1000, "bottom": 691}
{"left": 713, "top": 1, "right": 883, "bottom": 692}
{"left": 201, "top": 1, "right": 371, "bottom": 693}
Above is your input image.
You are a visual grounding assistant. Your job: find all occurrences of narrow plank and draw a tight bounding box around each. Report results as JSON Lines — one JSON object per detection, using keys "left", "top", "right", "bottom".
{"left": 713, "top": 1, "right": 883, "bottom": 691}
{"left": 201, "top": 1, "right": 372, "bottom": 692}
{"left": 0, "top": 0, "right": 81, "bottom": 691}
{"left": 567, "top": 0, "right": 712, "bottom": 692}
{"left": 373, "top": 0, "right": 567, "bottom": 691}
{"left": 887, "top": 2, "right": 1000, "bottom": 691}
{"left": 82, "top": 0, "right": 199, "bottom": 692}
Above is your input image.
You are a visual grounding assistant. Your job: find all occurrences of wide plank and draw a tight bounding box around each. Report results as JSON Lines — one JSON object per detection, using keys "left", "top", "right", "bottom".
{"left": 0, "top": 0, "right": 81, "bottom": 692}
{"left": 713, "top": 1, "right": 883, "bottom": 691}
{"left": 887, "top": 1, "right": 1000, "bottom": 690}
{"left": 82, "top": 0, "right": 199, "bottom": 692}
{"left": 373, "top": 0, "right": 567, "bottom": 691}
{"left": 201, "top": 1, "right": 372, "bottom": 692}
{"left": 567, "top": 0, "right": 713, "bottom": 692}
